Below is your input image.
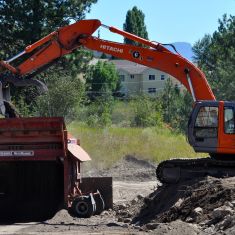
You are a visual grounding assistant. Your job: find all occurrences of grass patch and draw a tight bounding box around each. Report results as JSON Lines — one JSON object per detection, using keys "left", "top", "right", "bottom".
{"left": 68, "top": 122, "right": 207, "bottom": 169}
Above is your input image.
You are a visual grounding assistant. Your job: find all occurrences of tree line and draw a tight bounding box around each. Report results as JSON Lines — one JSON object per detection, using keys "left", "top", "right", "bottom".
{"left": 0, "top": 2, "right": 234, "bottom": 133}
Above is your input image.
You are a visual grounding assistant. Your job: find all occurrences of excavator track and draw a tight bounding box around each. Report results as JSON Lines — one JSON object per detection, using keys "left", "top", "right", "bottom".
{"left": 156, "top": 157, "right": 235, "bottom": 184}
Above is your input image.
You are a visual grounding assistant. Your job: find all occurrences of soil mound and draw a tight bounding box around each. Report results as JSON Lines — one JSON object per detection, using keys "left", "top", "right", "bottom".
{"left": 88, "top": 155, "right": 157, "bottom": 182}
{"left": 115, "top": 176, "right": 235, "bottom": 234}
{"left": 46, "top": 209, "right": 75, "bottom": 225}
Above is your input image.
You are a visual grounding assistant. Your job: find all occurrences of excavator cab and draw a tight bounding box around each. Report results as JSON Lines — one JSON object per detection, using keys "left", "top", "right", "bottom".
{"left": 188, "top": 101, "right": 235, "bottom": 157}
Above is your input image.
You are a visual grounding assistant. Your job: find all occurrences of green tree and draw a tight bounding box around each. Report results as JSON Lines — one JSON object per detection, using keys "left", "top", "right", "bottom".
{"left": 0, "top": 0, "right": 97, "bottom": 57}
{"left": 193, "top": 14, "right": 235, "bottom": 100}
{"left": 85, "top": 61, "right": 121, "bottom": 99}
{"left": 193, "top": 34, "right": 212, "bottom": 68}
{"left": 0, "top": 0, "right": 97, "bottom": 116}
{"left": 123, "top": 6, "right": 148, "bottom": 46}
{"left": 100, "top": 53, "right": 107, "bottom": 59}
{"left": 85, "top": 93, "right": 114, "bottom": 127}
{"left": 35, "top": 67, "right": 85, "bottom": 122}
{"left": 160, "top": 79, "right": 193, "bottom": 132}
{"left": 131, "top": 95, "right": 163, "bottom": 127}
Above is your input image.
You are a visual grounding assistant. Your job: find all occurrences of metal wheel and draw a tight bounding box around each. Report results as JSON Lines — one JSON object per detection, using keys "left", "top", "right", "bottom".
{"left": 71, "top": 196, "right": 94, "bottom": 218}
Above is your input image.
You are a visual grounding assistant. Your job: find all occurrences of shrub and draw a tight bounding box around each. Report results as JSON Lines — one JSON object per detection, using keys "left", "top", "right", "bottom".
{"left": 85, "top": 93, "right": 114, "bottom": 127}
{"left": 131, "top": 95, "right": 163, "bottom": 127}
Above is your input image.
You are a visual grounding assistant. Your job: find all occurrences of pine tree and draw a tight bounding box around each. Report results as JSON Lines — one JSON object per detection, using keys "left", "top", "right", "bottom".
{"left": 193, "top": 14, "right": 235, "bottom": 100}
{"left": 85, "top": 61, "right": 120, "bottom": 100}
{"left": 123, "top": 6, "right": 148, "bottom": 46}
{"left": 0, "top": 0, "right": 97, "bottom": 58}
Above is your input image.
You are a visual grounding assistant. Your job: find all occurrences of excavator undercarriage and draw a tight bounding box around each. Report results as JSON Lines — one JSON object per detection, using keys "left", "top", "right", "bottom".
{"left": 156, "top": 157, "right": 235, "bottom": 184}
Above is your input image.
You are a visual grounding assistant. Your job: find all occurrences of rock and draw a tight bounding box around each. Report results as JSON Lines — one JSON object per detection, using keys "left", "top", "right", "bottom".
{"left": 118, "top": 203, "right": 127, "bottom": 210}
{"left": 118, "top": 210, "right": 131, "bottom": 218}
{"left": 186, "top": 217, "right": 195, "bottom": 223}
{"left": 204, "top": 226, "right": 215, "bottom": 233}
{"left": 123, "top": 218, "right": 132, "bottom": 223}
{"left": 137, "top": 194, "right": 144, "bottom": 200}
{"left": 212, "top": 206, "right": 233, "bottom": 220}
{"left": 101, "top": 211, "right": 110, "bottom": 216}
{"left": 131, "top": 198, "right": 138, "bottom": 204}
{"left": 106, "top": 222, "right": 121, "bottom": 227}
{"left": 145, "top": 223, "right": 159, "bottom": 230}
{"left": 199, "top": 220, "right": 207, "bottom": 226}
{"left": 225, "top": 201, "right": 234, "bottom": 208}
{"left": 134, "top": 221, "right": 140, "bottom": 227}
{"left": 133, "top": 224, "right": 141, "bottom": 229}
{"left": 216, "top": 215, "right": 235, "bottom": 231}
{"left": 190, "top": 207, "right": 203, "bottom": 219}
{"left": 117, "top": 217, "right": 124, "bottom": 222}
{"left": 205, "top": 219, "right": 218, "bottom": 226}
{"left": 231, "top": 200, "right": 235, "bottom": 207}
{"left": 122, "top": 223, "right": 129, "bottom": 228}
{"left": 174, "top": 198, "right": 183, "bottom": 208}
{"left": 194, "top": 207, "right": 203, "bottom": 214}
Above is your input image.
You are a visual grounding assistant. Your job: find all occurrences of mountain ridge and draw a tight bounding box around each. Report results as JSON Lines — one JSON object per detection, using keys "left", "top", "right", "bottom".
{"left": 167, "top": 42, "right": 194, "bottom": 61}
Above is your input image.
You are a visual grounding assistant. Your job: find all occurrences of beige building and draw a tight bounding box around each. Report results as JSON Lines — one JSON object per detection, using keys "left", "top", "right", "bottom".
{"left": 111, "top": 60, "right": 183, "bottom": 96}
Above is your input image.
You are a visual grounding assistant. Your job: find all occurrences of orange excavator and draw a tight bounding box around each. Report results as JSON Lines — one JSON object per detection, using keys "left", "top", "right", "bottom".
{"left": 1, "top": 19, "right": 235, "bottom": 184}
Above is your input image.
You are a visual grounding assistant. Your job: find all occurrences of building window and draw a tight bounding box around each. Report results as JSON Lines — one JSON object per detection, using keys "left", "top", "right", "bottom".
{"left": 119, "top": 75, "right": 125, "bottom": 82}
{"left": 130, "top": 74, "right": 134, "bottom": 79}
{"left": 161, "top": 74, "right": 165, "bottom": 80}
{"left": 149, "top": 75, "right": 155, "bottom": 80}
{"left": 148, "top": 88, "right": 156, "bottom": 93}
{"left": 175, "top": 83, "right": 182, "bottom": 89}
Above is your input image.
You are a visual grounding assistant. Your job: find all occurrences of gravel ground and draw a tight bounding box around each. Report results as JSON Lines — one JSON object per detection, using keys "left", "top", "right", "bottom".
{"left": 1, "top": 156, "right": 235, "bottom": 234}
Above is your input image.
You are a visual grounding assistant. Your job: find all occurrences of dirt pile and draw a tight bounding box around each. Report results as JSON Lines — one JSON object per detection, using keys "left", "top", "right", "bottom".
{"left": 87, "top": 155, "right": 157, "bottom": 182}
{"left": 115, "top": 176, "right": 235, "bottom": 234}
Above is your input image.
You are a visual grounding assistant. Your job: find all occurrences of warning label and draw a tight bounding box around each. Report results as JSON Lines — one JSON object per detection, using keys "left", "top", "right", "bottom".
{"left": 0, "top": 151, "right": 34, "bottom": 157}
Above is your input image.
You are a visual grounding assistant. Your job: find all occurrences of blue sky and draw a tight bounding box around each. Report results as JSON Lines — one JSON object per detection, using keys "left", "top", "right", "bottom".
{"left": 86, "top": 0, "right": 235, "bottom": 45}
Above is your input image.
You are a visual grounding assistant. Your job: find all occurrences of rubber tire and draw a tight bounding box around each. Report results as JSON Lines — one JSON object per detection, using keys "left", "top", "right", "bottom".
{"left": 94, "top": 193, "right": 105, "bottom": 215}
{"left": 71, "top": 196, "right": 94, "bottom": 218}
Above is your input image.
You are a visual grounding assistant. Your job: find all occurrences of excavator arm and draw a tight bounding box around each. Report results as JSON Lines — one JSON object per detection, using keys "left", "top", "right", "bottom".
{"left": 0, "top": 19, "right": 215, "bottom": 106}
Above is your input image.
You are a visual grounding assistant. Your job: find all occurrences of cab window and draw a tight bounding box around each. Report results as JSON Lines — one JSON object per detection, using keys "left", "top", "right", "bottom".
{"left": 195, "top": 106, "right": 218, "bottom": 127}
{"left": 194, "top": 106, "right": 218, "bottom": 138}
{"left": 224, "top": 107, "right": 235, "bottom": 134}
